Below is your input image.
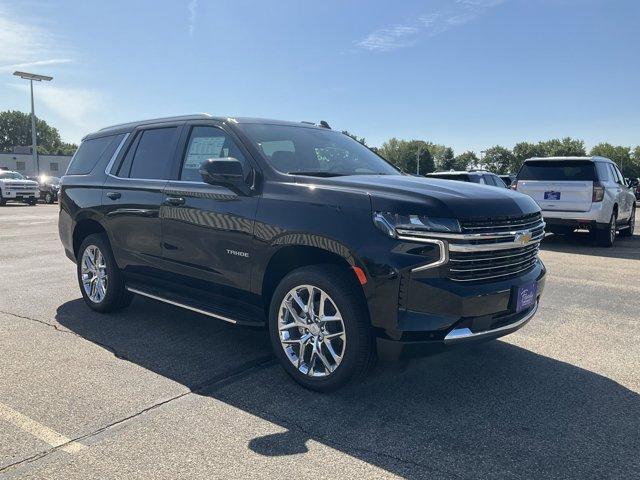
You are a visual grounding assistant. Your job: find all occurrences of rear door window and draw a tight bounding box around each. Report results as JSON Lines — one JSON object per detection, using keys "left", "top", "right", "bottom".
{"left": 518, "top": 161, "right": 596, "bottom": 181}
{"left": 120, "top": 127, "right": 179, "bottom": 179}
{"left": 66, "top": 134, "right": 125, "bottom": 175}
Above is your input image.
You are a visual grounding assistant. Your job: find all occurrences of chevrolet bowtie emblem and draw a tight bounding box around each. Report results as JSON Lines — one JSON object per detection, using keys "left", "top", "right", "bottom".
{"left": 515, "top": 232, "right": 532, "bottom": 246}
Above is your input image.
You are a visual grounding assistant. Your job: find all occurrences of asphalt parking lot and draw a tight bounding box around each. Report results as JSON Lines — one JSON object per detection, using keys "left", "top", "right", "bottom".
{"left": 1, "top": 203, "right": 639, "bottom": 479}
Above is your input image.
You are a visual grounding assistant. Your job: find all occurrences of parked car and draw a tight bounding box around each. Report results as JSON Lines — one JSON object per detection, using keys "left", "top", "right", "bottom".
{"left": 426, "top": 170, "right": 507, "bottom": 187}
{"left": 37, "top": 175, "right": 61, "bottom": 203}
{"left": 0, "top": 170, "right": 39, "bottom": 206}
{"left": 59, "top": 114, "right": 546, "bottom": 391}
{"left": 514, "top": 156, "right": 636, "bottom": 246}
{"left": 629, "top": 177, "right": 640, "bottom": 201}
{"left": 500, "top": 174, "right": 516, "bottom": 188}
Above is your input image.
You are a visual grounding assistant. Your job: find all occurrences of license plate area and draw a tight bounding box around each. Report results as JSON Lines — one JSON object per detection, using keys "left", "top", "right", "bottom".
{"left": 544, "top": 191, "right": 561, "bottom": 200}
{"left": 515, "top": 283, "right": 537, "bottom": 313}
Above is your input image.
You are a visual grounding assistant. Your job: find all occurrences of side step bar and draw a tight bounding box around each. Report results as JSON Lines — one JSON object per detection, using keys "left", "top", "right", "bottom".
{"left": 127, "top": 287, "right": 238, "bottom": 325}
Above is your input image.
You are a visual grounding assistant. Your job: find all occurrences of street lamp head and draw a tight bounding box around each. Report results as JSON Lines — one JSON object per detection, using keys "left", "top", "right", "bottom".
{"left": 13, "top": 71, "right": 53, "bottom": 82}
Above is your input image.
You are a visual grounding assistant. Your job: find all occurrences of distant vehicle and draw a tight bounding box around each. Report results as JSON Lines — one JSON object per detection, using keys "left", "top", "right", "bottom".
{"left": 426, "top": 170, "right": 507, "bottom": 188}
{"left": 0, "top": 170, "right": 39, "bottom": 206}
{"left": 629, "top": 177, "right": 640, "bottom": 201}
{"left": 36, "top": 175, "right": 61, "bottom": 204}
{"left": 500, "top": 174, "right": 516, "bottom": 187}
{"left": 515, "top": 157, "right": 636, "bottom": 247}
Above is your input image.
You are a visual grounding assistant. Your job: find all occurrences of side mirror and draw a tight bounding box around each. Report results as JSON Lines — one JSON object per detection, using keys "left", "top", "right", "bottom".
{"left": 199, "top": 158, "right": 251, "bottom": 195}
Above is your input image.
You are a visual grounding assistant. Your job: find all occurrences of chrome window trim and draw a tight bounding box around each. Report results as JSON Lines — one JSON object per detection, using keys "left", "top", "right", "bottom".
{"left": 103, "top": 133, "right": 131, "bottom": 175}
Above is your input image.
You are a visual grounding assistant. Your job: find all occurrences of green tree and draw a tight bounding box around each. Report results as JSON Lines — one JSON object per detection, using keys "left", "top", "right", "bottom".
{"left": 341, "top": 130, "right": 366, "bottom": 146}
{"left": 452, "top": 151, "right": 479, "bottom": 171}
{"left": 480, "top": 146, "right": 515, "bottom": 174}
{"left": 513, "top": 141, "right": 546, "bottom": 169}
{"left": 590, "top": 143, "right": 632, "bottom": 176}
{"left": 0, "top": 110, "right": 77, "bottom": 155}
{"left": 439, "top": 147, "right": 456, "bottom": 170}
{"left": 378, "top": 138, "right": 436, "bottom": 174}
{"left": 629, "top": 146, "right": 640, "bottom": 179}
{"left": 539, "top": 137, "right": 586, "bottom": 157}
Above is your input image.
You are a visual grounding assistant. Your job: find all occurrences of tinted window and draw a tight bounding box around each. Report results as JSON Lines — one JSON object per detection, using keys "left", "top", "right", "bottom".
{"left": 180, "top": 126, "right": 247, "bottom": 182}
{"left": 427, "top": 174, "right": 471, "bottom": 182}
{"left": 239, "top": 124, "right": 399, "bottom": 176}
{"left": 518, "top": 160, "right": 595, "bottom": 181}
{"left": 595, "top": 162, "right": 613, "bottom": 181}
{"left": 67, "top": 134, "right": 124, "bottom": 175}
{"left": 125, "top": 128, "right": 178, "bottom": 179}
{"left": 612, "top": 165, "right": 624, "bottom": 184}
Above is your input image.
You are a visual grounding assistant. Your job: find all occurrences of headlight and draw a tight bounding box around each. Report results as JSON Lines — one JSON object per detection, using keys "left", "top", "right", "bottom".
{"left": 373, "top": 212, "right": 460, "bottom": 238}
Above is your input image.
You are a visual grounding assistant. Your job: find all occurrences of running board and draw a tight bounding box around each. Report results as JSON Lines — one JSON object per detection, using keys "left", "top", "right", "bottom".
{"left": 126, "top": 286, "right": 265, "bottom": 326}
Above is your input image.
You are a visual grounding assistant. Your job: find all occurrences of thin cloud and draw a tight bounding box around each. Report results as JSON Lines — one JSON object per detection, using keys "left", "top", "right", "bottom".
{"left": 0, "top": 58, "right": 73, "bottom": 73}
{"left": 0, "top": 4, "right": 73, "bottom": 68}
{"left": 187, "top": 0, "right": 198, "bottom": 36}
{"left": 9, "top": 83, "right": 104, "bottom": 131}
{"left": 357, "top": 0, "right": 507, "bottom": 52}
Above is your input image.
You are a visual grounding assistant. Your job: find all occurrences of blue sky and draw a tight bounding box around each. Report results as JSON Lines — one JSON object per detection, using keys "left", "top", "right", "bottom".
{"left": 1, "top": 0, "right": 638, "bottom": 153}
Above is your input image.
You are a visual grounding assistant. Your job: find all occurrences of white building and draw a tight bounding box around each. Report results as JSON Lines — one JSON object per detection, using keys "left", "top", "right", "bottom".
{"left": 0, "top": 149, "right": 73, "bottom": 178}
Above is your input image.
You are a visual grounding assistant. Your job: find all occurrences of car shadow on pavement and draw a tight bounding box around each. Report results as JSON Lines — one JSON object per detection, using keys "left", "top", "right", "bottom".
{"left": 540, "top": 231, "right": 640, "bottom": 260}
{"left": 56, "top": 297, "right": 640, "bottom": 479}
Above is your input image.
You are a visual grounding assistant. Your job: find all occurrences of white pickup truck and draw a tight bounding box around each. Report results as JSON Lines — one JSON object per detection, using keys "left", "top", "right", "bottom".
{"left": 0, "top": 170, "right": 39, "bottom": 206}
{"left": 515, "top": 157, "right": 636, "bottom": 247}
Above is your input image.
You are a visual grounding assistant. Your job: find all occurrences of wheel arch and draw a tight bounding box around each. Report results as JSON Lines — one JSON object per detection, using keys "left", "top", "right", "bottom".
{"left": 72, "top": 216, "right": 109, "bottom": 258}
{"left": 260, "top": 240, "right": 366, "bottom": 317}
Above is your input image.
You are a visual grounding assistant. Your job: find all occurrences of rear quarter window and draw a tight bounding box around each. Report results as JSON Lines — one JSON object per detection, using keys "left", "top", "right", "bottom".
{"left": 66, "top": 134, "right": 125, "bottom": 175}
{"left": 518, "top": 161, "right": 595, "bottom": 181}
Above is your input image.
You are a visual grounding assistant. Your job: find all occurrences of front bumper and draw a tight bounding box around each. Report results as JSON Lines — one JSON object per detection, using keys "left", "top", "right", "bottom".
{"left": 375, "top": 261, "right": 545, "bottom": 360}
{"left": 2, "top": 190, "right": 38, "bottom": 200}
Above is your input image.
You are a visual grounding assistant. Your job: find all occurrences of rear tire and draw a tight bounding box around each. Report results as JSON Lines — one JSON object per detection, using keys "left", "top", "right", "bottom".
{"left": 77, "top": 233, "right": 133, "bottom": 312}
{"left": 268, "top": 265, "right": 376, "bottom": 392}
{"left": 44, "top": 192, "right": 54, "bottom": 204}
{"left": 594, "top": 211, "right": 617, "bottom": 247}
{"left": 28, "top": 198, "right": 37, "bottom": 206}
{"left": 620, "top": 207, "right": 635, "bottom": 237}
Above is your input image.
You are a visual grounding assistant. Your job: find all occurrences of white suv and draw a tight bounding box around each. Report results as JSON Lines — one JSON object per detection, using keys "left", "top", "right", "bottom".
{"left": 515, "top": 157, "right": 636, "bottom": 247}
{"left": 0, "top": 170, "right": 39, "bottom": 206}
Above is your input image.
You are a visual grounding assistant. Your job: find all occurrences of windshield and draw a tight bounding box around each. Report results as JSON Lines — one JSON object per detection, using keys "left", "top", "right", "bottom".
{"left": 0, "top": 171, "right": 25, "bottom": 180}
{"left": 518, "top": 160, "right": 595, "bottom": 181}
{"left": 238, "top": 124, "right": 400, "bottom": 177}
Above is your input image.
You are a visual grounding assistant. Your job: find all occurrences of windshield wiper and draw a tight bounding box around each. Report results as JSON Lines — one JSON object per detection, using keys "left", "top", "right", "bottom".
{"left": 288, "top": 171, "right": 347, "bottom": 177}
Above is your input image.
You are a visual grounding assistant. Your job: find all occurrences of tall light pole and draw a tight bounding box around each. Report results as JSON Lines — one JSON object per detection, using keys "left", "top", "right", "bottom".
{"left": 13, "top": 71, "right": 53, "bottom": 176}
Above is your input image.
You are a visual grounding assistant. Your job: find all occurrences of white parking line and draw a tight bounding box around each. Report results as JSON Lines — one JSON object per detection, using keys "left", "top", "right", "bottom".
{"left": 0, "top": 402, "right": 86, "bottom": 454}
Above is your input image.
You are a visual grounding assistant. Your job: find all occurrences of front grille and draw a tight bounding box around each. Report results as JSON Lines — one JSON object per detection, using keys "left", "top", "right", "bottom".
{"left": 448, "top": 243, "right": 539, "bottom": 282}
{"left": 459, "top": 212, "right": 542, "bottom": 233}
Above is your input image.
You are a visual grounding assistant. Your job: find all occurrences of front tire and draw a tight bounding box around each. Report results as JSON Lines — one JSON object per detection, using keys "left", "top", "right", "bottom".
{"left": 44, "top": 192, "right": 54, "bottom": 204}
{"left": 77, "top": 233, "right": 133, "bottom": 312}
{"left": 268, "top": 265, "right": 375, "bottom": 392}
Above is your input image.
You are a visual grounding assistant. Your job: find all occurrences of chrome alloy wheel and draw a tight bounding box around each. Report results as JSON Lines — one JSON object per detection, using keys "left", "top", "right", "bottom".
{"left": 81, "top": 245, "right": 108, "bottom": 303}
{"left": 278, "top": 285, "right": 346, "bottom": 377}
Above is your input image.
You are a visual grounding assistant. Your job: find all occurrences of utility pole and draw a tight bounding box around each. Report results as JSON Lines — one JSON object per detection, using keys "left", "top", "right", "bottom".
{"left": 416, "top": 149, "right": 423, "bottom": 176}
{"left": 13, "top": 71, "right": 53, "bottom": 176}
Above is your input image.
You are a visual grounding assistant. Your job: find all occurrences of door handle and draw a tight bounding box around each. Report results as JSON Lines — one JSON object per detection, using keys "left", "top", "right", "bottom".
{"left": 164, "top": 196, "right": 185, "bottom": 206}
{"left": 106, "top": 192, "right": 121, "bottom": 200}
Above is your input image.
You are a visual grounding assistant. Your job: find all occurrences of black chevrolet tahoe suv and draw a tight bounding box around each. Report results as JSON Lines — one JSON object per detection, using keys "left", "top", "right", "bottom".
{"left": 59, "top": 114, "right": 546, "bottom": 391}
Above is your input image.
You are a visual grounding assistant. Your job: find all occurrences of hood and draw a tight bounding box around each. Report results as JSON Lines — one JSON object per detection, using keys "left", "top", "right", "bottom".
{"left": 0, "top": 178, "right": 38, "bottom": 186}
{"left": 311, "top": 174, "right": 540, "bottom": 219}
